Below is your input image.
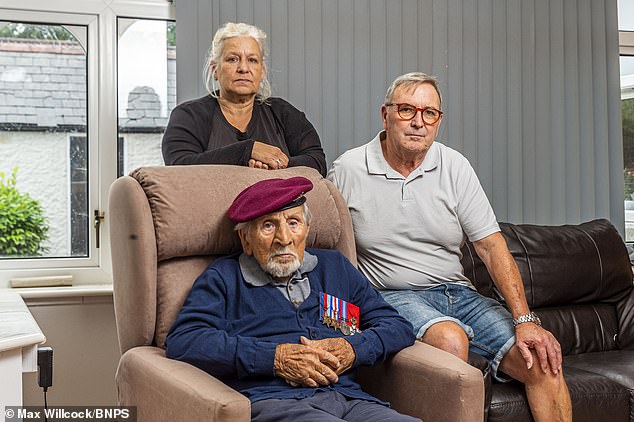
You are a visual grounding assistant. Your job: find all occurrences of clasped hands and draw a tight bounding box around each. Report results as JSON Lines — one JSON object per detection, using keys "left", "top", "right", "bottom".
{"left": 274, "top": 336, "right": 355, "bottom": 388}
{"left": 248, "top": 141, "right": 289, "bottom": 170}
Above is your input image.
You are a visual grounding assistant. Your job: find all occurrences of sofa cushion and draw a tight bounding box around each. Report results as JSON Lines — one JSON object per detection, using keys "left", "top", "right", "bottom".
{"left": 617, "top": 288, "right": 634, "bottom": 350}
{"left": 461, "top": 219, "right": 633, "bottom": 308}
{"left": 535, "top": 304, "right": 619, "bottom": 355}
{"left": 489, "top": 365, "right": 630, "bottom": 422}
{"left": 565, "top": 350, "right": 634, "bottom": 421}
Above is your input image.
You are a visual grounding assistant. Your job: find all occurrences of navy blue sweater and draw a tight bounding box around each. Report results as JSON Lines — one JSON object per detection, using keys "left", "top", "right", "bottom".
{"left": 165, "top": 248, "right": 414, "bottom": 403}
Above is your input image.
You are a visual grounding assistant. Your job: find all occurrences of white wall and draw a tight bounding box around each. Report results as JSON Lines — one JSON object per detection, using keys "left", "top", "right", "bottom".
{"left": 122, "top": 133, "right": 164, "bottom": 175}
{"left": 22, "top": 296, "right": 119, "bottom": 406}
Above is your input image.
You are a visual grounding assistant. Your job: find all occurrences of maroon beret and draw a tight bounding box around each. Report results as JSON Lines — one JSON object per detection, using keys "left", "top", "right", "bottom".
{"left": 227, "top": 176, "right": 314, "bottom": 223}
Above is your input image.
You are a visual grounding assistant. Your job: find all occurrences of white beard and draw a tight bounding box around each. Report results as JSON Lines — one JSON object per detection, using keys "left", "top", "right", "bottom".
{"left": 263, "top": 249, "right": 301, "bottom": 279}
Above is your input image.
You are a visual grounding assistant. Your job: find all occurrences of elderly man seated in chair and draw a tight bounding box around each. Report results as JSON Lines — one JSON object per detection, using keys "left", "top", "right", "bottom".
{"left": 166, "top": 176, "right": 418, "bottom": 422}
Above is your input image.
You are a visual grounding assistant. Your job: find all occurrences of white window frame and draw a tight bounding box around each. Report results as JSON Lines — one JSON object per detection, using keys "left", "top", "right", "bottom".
{"left": 621, "top": 32, "right": 634, "bottom": 55}
{"left": 0, "top": 0, "right": 175, "bottom": 289}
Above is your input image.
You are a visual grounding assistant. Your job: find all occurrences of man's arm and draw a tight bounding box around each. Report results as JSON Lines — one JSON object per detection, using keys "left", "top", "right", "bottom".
{"left": 166, "top": 266, "right": 343, "bottom": 385}
{"left": 472, "top": 232, "right": 562, "bottom": 374}
{"left": 165, "top": 268, "right": 278, "bottom": 379}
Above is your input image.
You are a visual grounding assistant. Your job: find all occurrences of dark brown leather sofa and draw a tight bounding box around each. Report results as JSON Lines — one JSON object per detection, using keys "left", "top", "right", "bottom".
{"left": 461, "top": 219, "right": 634, "bottom": 422}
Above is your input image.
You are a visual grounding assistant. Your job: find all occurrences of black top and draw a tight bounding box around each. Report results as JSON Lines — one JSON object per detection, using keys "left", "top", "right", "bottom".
{"left": 162, "top": 95, "right": 327, "bottom": 176}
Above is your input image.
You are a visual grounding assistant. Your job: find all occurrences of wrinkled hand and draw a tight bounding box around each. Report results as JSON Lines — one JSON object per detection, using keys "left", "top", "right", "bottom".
{"left": 251, "top": 142, "right": 289, "bottom": 170}
{"left": 247, "top": 159, "right": 269, "bottom": 169}
{"left": 515, "top": 323, "right": 562, "bottom": 375}
{"left": 300, "top": 336, "right": 355, "bottom": 375}
{"left": 274, "top": 343, "right": 340, "bottom": 387}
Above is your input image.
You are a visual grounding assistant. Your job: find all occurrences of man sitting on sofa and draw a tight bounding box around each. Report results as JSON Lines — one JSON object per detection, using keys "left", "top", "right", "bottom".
{"left": 328, "top": 72, "right": 572, "bottom": 421}
{"left": 165, "top": 176, "right": 418, "bottom": 422}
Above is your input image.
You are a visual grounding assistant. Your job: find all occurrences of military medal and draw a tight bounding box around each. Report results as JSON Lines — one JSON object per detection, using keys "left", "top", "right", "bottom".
{"left": 320, "top": 292, "right": 361, "bottom": 335}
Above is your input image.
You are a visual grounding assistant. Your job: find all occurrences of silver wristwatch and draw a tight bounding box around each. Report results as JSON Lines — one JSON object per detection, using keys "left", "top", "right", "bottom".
{"left": 512, "top": 312, "right": 542, "bottom": 327}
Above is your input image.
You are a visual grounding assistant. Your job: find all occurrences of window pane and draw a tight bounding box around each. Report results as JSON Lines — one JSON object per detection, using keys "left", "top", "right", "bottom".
{"left": 622, "top": 56, "right": 634, "bottom": 242}
{"left": 117, "top": 19, "right": 174, "bottom": 176}
{"left": 0, "top": 22, "right": 89, "bottom": 259}
{"left": 619, "top": 0, "right": 634, "bottom": 31}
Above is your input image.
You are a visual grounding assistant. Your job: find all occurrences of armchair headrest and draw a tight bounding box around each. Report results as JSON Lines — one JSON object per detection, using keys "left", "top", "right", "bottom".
{"left": 130, "top": 165, "right": 347, "bottom": 262}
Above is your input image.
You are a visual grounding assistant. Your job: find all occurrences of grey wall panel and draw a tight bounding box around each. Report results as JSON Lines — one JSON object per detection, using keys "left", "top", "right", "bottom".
{"left": 176, "top": 0, "right": 624, "bottom": 233}
{"left": 491, "top": 0, "right": 508, "bottom": 219}
{"left": 549, "top": 0, "right": 566, "bottom": 224}
{"left": 270, "top": 0, "right": 288, "bottom": 97}
{"left": 337, "top": 1, "right": 355, "bottom": 157}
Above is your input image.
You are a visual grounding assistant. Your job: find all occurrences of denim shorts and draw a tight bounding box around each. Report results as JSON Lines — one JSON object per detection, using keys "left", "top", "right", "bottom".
{"left": 380, "top": 284, "right": 515, "bottom": 381}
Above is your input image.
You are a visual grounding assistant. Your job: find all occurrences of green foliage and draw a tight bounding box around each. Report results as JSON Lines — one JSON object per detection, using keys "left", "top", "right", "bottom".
{"left": 624, "top": 99, "right": 634, "bottom": 147}
{"left": 0, "top": 168, "right": 49, "bottom": 257}
{"left": 167, "top": 21, "right": 176, "bottom": 47}
{"left": 625, "top": 168, "right": 634, "bottom": 201}
{"left": 0, "top": 23, "right": 74, "bottom": 41}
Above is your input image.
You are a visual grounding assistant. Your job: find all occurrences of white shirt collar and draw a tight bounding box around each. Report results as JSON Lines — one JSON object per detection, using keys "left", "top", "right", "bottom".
{"left": 366, "top": 130, "right": 440, "bottom": 179}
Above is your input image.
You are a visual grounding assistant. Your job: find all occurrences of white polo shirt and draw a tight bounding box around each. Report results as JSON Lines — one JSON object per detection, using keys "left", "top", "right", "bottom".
{"left": 327, "top": 131, "right": 500, "bottom": 290}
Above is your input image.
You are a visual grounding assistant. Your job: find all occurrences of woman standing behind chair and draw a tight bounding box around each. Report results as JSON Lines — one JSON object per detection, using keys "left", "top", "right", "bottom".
{"left": 162, "top": 22, "right": 327, "bottom": 176}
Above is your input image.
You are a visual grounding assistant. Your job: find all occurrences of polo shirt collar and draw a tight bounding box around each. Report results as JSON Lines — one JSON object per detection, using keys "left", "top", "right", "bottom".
{"left": 366, "top": 130, "right": 440, "bottom": 178}
{"left": 239, "top": 250, "right": 318, "bottom": 287}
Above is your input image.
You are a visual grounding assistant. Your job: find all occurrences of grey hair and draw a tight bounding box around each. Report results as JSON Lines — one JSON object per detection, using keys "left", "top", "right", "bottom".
{"left": 234, "top": 203, "right": 312, "bottom": 234}
{"left": 384, "top": 72, "right": 442, "bottom": 107}
{"left": 203, "top": 22, "right": 272, "bottom": 102}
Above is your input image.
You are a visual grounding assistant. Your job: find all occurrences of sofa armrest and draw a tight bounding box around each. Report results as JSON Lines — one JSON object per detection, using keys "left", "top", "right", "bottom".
{"left": 617, "top": 285, "right": 634, "bottom": 350}
{"left": 116, "top": 346, "right": 250, "bottom": 422}
{"left": 357, "top": 342, "right": 484, "bottom": 422}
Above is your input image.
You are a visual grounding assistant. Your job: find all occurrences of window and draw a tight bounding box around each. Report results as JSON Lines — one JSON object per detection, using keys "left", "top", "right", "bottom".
{"left": 0, "top": 12, "right": 97, "bottom": 274}
{"left": 0, "top": 2, "right": 174, "bottom": 287}
{"left": 622, "top": 54, "right": 634, "bottom": 241}
{"left": 0, "top": 21, "right": 90, "bottom": 259}
{"left": 620, "top": 1, "right": 634, "bottom": 241}
{"left": 117, "top": 18, "right": 175, "bottom": 176}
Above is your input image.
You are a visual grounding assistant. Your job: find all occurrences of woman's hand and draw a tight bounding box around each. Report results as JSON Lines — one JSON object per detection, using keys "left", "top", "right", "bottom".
{"left": 251, "top": 141, "right": 289, "bottom": 169}
{"left": 248, "top": 159, "right": 269, "bottom": 169}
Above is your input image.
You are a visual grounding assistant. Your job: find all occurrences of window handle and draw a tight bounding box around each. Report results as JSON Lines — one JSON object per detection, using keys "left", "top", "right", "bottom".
{"left": 94, "top": 210, "right": 105, "bottom": 248}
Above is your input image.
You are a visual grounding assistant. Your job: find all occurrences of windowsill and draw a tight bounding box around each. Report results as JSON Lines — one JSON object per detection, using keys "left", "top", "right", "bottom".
{"left": 0, "top": 284, "right": 113, "bottom": 299}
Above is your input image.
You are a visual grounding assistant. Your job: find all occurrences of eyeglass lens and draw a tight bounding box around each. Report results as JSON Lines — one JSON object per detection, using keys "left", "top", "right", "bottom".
{"left": 397, "top": 104, "right": 441, "bottom": 124}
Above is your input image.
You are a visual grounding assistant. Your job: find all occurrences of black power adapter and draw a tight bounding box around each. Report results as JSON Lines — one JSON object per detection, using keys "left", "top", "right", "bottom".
{"left": 38, "top": 347, "right": 53, "bottom": 392}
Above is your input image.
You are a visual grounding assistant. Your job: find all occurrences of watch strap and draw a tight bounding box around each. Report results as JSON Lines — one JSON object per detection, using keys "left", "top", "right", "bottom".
{"left": 512, "top": 311, "right": 541, "bottom": 327}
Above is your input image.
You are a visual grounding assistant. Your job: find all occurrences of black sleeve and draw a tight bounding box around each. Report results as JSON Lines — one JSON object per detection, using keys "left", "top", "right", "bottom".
{"left": 270, "top": 99, "right": 327, "bottom": 176}
{"left": 161, "top": 100, "right": 254, "bottom": 166}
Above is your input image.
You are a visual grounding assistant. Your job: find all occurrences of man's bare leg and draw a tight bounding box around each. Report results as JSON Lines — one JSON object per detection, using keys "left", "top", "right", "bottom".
{"left": 499, "top": 346, "right": 571, "bottom": 422}
{"left": 422, "top": 322, "right": 572, "bottom": 422}
{"left": 420, "top": 321, "right": 469, "bottom": 361}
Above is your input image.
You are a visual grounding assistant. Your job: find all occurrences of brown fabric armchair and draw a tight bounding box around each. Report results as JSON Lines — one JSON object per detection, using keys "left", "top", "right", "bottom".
{"left": 108, "top": 165, "right": 484, "bottom": 422}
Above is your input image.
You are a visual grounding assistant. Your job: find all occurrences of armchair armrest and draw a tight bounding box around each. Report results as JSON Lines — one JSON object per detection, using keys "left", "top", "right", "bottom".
{"left": 357, "top": 342, "right": 484, "bottom": 422}
{"left": 116, "top": 346, "right": 250, "bottom": 422}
